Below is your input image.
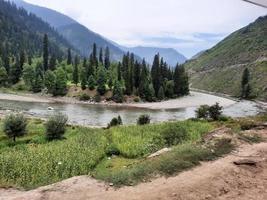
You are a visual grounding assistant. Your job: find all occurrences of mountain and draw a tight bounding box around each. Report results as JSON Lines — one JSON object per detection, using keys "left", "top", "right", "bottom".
{"left": 185, "top": 16, "right": 267, "bottom": 101}
{"left": 122, "top": 46, "right": 187, "bottom": 66}
{"left": 190, "top": 50, "right": 206, "bottom": 60}
{"left": 0, "top": 0, "right": 75, "bottom": 58}
{"left": 12, "top": 0, "right": 125, "bottom": 60}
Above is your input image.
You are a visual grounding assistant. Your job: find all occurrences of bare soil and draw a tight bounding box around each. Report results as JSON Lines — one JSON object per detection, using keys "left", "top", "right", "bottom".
{"left": 0, "top": 128, "right": 266, "bottom": 200}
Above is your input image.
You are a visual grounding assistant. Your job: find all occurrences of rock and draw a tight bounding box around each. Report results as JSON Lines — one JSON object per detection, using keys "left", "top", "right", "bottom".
{"left": 109, "top": 183, "right": 114, "bottom": 186}
{"left": 233, "top": 159, "right": 257, "bottom": 166}
{"left": 47, "top": 107, "right": 54, "bottom": 111}
{"left": 147, "top": 148, "right": 171, "bottom": 158}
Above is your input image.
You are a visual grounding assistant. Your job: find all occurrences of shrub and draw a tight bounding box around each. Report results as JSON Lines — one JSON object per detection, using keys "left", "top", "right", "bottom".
{"left": 195, "top": 105, "right": 210, "bottom": 119}
{"left": 239, "top": 120, "right": 258, "bottom": 130}
{"left": 45, "top": 113, "right": 68, "bottom": 140}
{"left": 94, "top": 93, "right": 101, "bottom": 102}
{"left": 137, "top": 115, "right": 150, "bottom": 125}
{"left": 3, "top": 113, "right": 27, "bottom": 142}
{"left": 105, "top": 144, "right": 120, "bottom": 156}
{"left": 112, "top": 81, "right": 123, "bottom": 103}
{"left": 209, "top": 103, "right": 223, "bottom": 121}
{"left": 133, "top": 97, "right": 140, "bottom": 102}
{"left": 161, "top": 124, "right": 188, "bottom": 146}
{"left": 79, "top": 93, "right": 90, "bottom": 101}
{"left": 108, "top": 116, "right": 123, "bottom": 128}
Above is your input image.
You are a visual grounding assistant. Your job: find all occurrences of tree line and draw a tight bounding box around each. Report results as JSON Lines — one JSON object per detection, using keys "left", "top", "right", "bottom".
{"left": 0, "top": 34, "right": 190, "bottom": 102}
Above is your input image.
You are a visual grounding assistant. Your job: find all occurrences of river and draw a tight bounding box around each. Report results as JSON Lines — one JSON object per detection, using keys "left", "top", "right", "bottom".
{"left": 0, "top": 93, "right": 264, "bottom": 126}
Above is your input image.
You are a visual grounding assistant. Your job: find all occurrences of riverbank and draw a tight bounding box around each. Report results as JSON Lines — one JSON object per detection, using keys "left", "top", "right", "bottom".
{"left": 0, "top": 91, "right": 236, "bottom": 110}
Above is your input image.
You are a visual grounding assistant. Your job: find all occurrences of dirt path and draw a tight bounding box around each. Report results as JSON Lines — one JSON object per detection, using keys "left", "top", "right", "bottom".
{"left": 1, "top": 129, "right": 266, "bottom": 200}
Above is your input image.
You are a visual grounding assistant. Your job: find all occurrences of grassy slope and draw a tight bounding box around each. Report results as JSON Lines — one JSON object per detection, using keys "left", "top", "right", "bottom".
{"left": 1, "top": 115, "right": 266, "bottom": 189}
{"left": 185, "top": 16, "right": 267, "bottom": 100}
{"left": 0, "top": 118, "right": 213, "bottom": 189}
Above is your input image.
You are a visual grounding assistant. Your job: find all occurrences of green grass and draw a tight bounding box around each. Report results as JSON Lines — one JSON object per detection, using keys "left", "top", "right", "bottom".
{"left": 0, "top": 118, "right": 234, "bottom": 189}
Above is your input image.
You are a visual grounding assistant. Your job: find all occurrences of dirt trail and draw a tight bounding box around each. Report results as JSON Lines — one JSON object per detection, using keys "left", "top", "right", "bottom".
{"left": 1, "top": 129, "right": 267, "bottom": 200}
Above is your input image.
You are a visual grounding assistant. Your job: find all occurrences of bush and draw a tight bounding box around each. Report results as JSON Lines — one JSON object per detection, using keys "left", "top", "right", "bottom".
{"left": 196, "top": 103, "right": 223, "bottom": 121}
{"left": 161, "top": 124, "right": 188, "bottom": 146}
{"left": 209, "top": 102, "right": 223, "bottom": 121}
{"left": 3, "top": 113, "right": 27, "bottom": 142}
{"left": 195, "top": 105, "right": 210, "bottom": 119}
{"left": 137, "top": 115, "right": 151, "bottom": 125}
{"left": 45, "top": 113, "right": 68, "bottom": 140}
{"left": 133, "top": 97, "right": 140, "bottom": 102}
{"left": 105, "top": 144, "right": 120, "bottom": 156}
{"left": 79, "top": 93, "right": 90, "bottom": 101}
{"left": 239, "top": 120, "right": 258, "bottom": 130}
{"left": 108, "top": 116, "right": 123, "bottom": 128}
{"left": 94, "top": 93, "right": 101, "bottom": 102}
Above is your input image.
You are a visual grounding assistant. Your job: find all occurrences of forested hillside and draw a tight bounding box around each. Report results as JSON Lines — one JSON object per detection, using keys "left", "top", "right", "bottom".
{"left": 185, "top": 16, "right": 267, "bottom": 100}
{"left": 12, "top": 0, "right": 125, "bottom": 60}
{"left": 0, "top": 0, "right": 76, "bottom": 58}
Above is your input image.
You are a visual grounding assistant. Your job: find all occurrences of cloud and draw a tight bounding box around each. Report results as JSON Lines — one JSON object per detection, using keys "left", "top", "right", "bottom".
{"left": 24, "top": 0, "right": 267, "bottom": 57}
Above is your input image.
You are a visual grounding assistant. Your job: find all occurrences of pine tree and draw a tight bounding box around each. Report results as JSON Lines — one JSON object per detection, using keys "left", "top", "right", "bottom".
{"left": 19, "top": 50, "right": 25, "bottom": 70}
{"left": 88, "top": 75, "right": 96, "bottom": 90}
{"left": 32, "top": 73, "right": 43, "bottom": 93}
{"left": 53, "top": 67, "right": 67, "bottom": 96}
{"left": 99, "top": 48, "right": 103, "bottom": 65}
{"left": 23, "top": 64, "right": 35, "bottom": 88}
{"left": 49, "top": 54, "right": 56, "bottom": 71}
{"left": 9, "top": 60, "right": 21, "bottom": 84}
{"left": 241, "top": 68, "right": 251, "bottom": 99}
{"left": 151, "top": 54, "right": 161, "bottom": 96}
{"left": 80, "top": 68, "right": 87, "bottom": 90}
{"left": 43, "top": 34, "right": 49, "bottom": 71}
{"left": 92, "top": 43, "right": 98, "bottom": 67}
{"left": 112, "top": 81, "right": 123, "bottom": 103}
{"left": 0, "top": 67, "right": 8, "bottom": 86}
{"left": 28, "top": 55, "right": 32, "bottom": 65}
{"left": 104, "top": 46, "right": 110, "bottom": 69}
{"left": 173, "top": 64, "right": 189, "bottom": 96}
{"left": 97, "top": 67, "right": 106, "bottom": 95}
{"left": 133, "top": 60, "right": 141, "bottom": 89}
{"left": 73, "top": 55, "right": 79, "bottom": 85}
{"left": 158, "top": 86, "right": 165, "bottom": 100}
{"left": 117, "top": 62, "right": 122, "bottom": 81}
{"left": 44, "top": 70, "right": 56, "bottom": 94}
{"left": 139, "top": 59, "right": 149, "bottom": 99}
{"left": 67, "top": 48, "right": 72, "bottom": 65}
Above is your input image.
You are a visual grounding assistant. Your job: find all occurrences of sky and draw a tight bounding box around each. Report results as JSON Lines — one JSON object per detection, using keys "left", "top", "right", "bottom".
{"left": 24, "top": 0, "right": 267, "bottom": 58}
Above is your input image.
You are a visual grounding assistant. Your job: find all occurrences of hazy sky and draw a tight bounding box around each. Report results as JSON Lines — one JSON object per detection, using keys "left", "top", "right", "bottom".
{"left": 24, "top": 0, "right": 266, "bottom": 57}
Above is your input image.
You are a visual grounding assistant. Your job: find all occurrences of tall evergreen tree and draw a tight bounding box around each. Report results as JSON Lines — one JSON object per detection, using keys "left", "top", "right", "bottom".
{"left": 99, "top": 48, "right": 103, "bottom": 65}
{"left": 73, "top": 55, "right": 79, "bottom": 85}
{"left": 67, "top": 48, "right": 72, "bottom": 65}
{"left": 19, "top": 50, "right": 25, "bottom": 70}
{"left": 80, "top": 68, "right": 87, "bottom": 90}
{"left": 117, "top": 62, "right": 122, "bottom": 81}
{"left": 97, "top": 67, "right": 106, "bottom": 95}
{"left": 53, "top": 67, "right": 67, "bottom": 96}
{"left": 241, "top": 68, "right": 251, "bottom": 99}
{"left": 43, "top": 34, "right": 49, "bottom": 71}
{"left": 151, "top": 54, "right": 161, "bottom": 96}
{"left": 49, "top": 54, "right": 56, "bottom": 71}
{"left": 91, "top": 43, "right": 98, "bottom": 67}
{"left": 173, "top": 64, "right": 189, "bottom": 96}
{"left": 104, "top": 46, "right": 110, "bottom": 69}
{"left": 133, "top": 60, "right": 141, "bottom": 89}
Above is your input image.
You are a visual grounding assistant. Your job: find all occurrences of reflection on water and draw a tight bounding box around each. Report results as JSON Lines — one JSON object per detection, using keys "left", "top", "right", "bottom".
{"left": 0, "top": 99, "right": 263, "bottom": 126}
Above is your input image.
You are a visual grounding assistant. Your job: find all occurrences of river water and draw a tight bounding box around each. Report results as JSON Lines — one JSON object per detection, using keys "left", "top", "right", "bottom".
{"left": 0, "top": 98, "right": 263, "bottom": 127}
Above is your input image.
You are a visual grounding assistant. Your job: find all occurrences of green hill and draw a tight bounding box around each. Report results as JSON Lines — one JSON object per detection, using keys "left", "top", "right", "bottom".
{"left": 0, "top": 0, "right": 76, "bottom": 59}
{"left": 185, "top": 16, "right": 267, "bottom": 101}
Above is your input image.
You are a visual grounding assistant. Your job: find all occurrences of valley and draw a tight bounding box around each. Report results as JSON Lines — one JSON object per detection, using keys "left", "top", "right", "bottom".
{"left": 0, "top": 0, "right": 266, "bottom": 199}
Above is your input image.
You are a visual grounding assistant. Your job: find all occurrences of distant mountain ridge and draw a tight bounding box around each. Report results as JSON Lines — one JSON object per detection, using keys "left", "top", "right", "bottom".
{"left": 12, "top": 0, "right": 187, "bottom": 66}
{"left": 122, "top": 46, "right": 187, "bottom": 67}
{"left": 185, "top": 16, "right": 267, "bottom": 100}
{"left": 12, "top": 0, "right": 125, "bottom": 60}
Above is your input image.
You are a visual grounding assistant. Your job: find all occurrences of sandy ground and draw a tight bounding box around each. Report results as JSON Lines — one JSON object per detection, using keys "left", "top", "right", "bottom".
{"left": 1, "top": 128, "right": 266, "bottom": 200}
{"left": 0, "top": 91, "right": 236, "bottom": 109}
